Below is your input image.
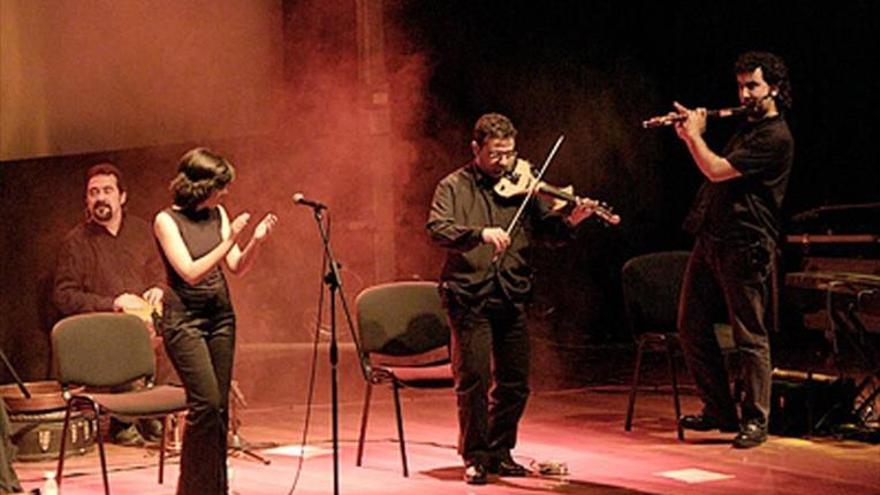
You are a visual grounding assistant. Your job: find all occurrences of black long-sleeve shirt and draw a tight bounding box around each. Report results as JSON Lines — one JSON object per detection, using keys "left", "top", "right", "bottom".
{"left": 426, "top": 162, "right": 576, "bottom": 304}
{"left": 52, "top": 215, "right": 164, "bottom": 316}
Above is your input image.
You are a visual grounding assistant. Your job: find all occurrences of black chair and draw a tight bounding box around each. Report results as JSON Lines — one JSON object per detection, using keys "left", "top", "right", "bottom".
{"left": 51, "top": 313, "right": 188, "bottom": 495}
{"left": 621, "top": 251, "right": 691, "bottom": 440}
{"left": 354, "top": 281, "right": 454, "bottom": 477}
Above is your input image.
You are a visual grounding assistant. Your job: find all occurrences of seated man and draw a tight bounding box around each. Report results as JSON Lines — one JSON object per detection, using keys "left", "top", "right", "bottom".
{"left": 52, "top": 162, "right": 167, "bottom": 446}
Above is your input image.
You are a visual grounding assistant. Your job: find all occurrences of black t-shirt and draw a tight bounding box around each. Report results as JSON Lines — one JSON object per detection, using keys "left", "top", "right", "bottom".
{"left": 683, "top": 114, "right": 794, "bottom": 243}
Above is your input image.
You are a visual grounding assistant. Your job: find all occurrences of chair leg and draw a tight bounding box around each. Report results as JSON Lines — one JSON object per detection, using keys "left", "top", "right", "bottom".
{"left": 356, "top": 382, "right": 373, "bottom": 467}
{"left": 55, "top": 402, "right": 74, "bottom": 488}
{"left": 159, "top": 415, "right": 168, "bottom": 484}
{"left": 625, "top": 338, "right": 647, "bottom": 431}
{"left": 665, "top": 336, "right": 684, "bottom": 441}
{"left": 391, "top": 381, "right": 409, "bottom": 477}
{"left": 93, "top": 406, "right": 110, "bottom": 495}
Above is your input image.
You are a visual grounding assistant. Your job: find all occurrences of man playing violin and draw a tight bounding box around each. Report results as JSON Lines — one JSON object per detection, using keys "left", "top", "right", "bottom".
{"left": 52, "top": 162, "right": 167, "bottom": 446}
{"left": 672, "top": 51, "right": 794, "bottom": 448}
{"left": 427, "top": 112, "right": 595, "bottom": 484}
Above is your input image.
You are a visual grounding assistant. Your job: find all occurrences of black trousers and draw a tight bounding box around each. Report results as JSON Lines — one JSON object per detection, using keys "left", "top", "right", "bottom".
{"left": 678, "top": 235, "right": 775, "bottom": 426}
{"left": 444, "top": 292, "right": 530, "bottom": 465}
{"left": 163, "top": 282, "right": 236, "bottom": 495}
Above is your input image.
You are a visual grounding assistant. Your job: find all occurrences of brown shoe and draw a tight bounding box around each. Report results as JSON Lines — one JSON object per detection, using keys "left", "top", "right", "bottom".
{"left": 111, "top": 424, "right": 146, "bottom": 446}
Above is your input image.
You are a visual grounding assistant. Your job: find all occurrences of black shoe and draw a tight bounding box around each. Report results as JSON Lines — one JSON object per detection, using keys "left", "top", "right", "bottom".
{"left": 464, "top": 463, "right": 489, "bottom": 485}
{"left": 489, "top": 454, "right": 529, "bottom": 477}
{"left": 679, "top": 414, "right": 738, "bottom": 433}
{"left": 732, "top": 422, "right": 767, "bottom": 449}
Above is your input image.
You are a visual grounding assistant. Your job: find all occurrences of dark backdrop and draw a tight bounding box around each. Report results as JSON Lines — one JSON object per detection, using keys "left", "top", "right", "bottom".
{"left": 391, "top": 0, "right": 880, "bottom": 355}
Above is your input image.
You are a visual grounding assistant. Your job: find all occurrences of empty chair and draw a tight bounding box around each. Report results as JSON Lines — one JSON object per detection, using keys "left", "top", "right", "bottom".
{"left": 622, "top": 251, "right": 691, "bottom": 440}
{"left": 355, "top": 281, "right": 454, "bottom": 477}
{"left": 51, "top": 312, "right": 188, "bottom": 495}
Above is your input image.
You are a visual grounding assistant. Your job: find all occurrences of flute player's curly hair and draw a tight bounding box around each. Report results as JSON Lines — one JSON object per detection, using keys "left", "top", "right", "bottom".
{"left": 735, "top": 51, "right": 793, "bottom": 110}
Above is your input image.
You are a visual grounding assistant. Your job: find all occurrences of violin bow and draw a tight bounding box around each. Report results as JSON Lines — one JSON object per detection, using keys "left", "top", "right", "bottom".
{"left": 492, "top": 134, "right": 565, "bottom": 268}
{"left": 503, "top": 134, "right": 565, "bottom": 237}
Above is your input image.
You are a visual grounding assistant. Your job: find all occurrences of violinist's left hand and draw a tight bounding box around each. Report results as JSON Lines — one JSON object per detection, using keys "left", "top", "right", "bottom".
{"left": 566, "top": 197, "right": 596, "bottom": 227}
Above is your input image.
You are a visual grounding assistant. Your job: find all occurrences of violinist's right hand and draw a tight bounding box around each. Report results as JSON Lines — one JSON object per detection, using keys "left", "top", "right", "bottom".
{"left": 481, "top": 227, "right": 511, "bottom": 254}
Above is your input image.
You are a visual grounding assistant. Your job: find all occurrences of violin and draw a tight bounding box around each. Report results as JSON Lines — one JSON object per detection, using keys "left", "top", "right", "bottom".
{"left": 494, "top": 158, "right": 621, "bottom": 226}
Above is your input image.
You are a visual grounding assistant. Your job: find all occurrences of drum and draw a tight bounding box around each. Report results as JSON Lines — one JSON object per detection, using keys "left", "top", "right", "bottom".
{"left": 0, "top": 381, "right": 96, "bottom": 462}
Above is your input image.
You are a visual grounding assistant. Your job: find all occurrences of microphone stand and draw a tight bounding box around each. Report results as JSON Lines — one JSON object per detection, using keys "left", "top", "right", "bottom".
{"left": 303, "top": 205, "right": 363, "bottom": 495}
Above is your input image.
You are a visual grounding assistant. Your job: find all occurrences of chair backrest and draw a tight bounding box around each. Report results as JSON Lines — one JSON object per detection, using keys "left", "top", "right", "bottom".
{"left": 52, "top": 312, "right": 155, "bottom": 388}
{"left": 621, "top": 251, "right": 691, "bottom": 334}
{"left": 355, "top": 281, "right": 450, "bottom": 363}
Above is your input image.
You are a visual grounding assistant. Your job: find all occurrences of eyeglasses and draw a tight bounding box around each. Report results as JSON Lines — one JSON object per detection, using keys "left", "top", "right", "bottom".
{"left": 487, "top": 149, "right": 518, "bottom": 161}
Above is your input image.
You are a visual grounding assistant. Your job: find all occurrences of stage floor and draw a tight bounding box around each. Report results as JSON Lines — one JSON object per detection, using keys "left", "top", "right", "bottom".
{"left": 12, "top": 387, "right": 880, "bottom": 494}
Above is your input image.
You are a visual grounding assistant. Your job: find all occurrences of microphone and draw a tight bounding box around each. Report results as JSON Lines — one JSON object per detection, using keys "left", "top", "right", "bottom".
{"left": 292, "top": 192, "right": 327, "bottom": 210}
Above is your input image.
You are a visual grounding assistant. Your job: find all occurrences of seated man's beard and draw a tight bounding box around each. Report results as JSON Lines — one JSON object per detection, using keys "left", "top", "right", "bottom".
{"left": 91, "top": 202, "right": 112, "bottom": 222}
